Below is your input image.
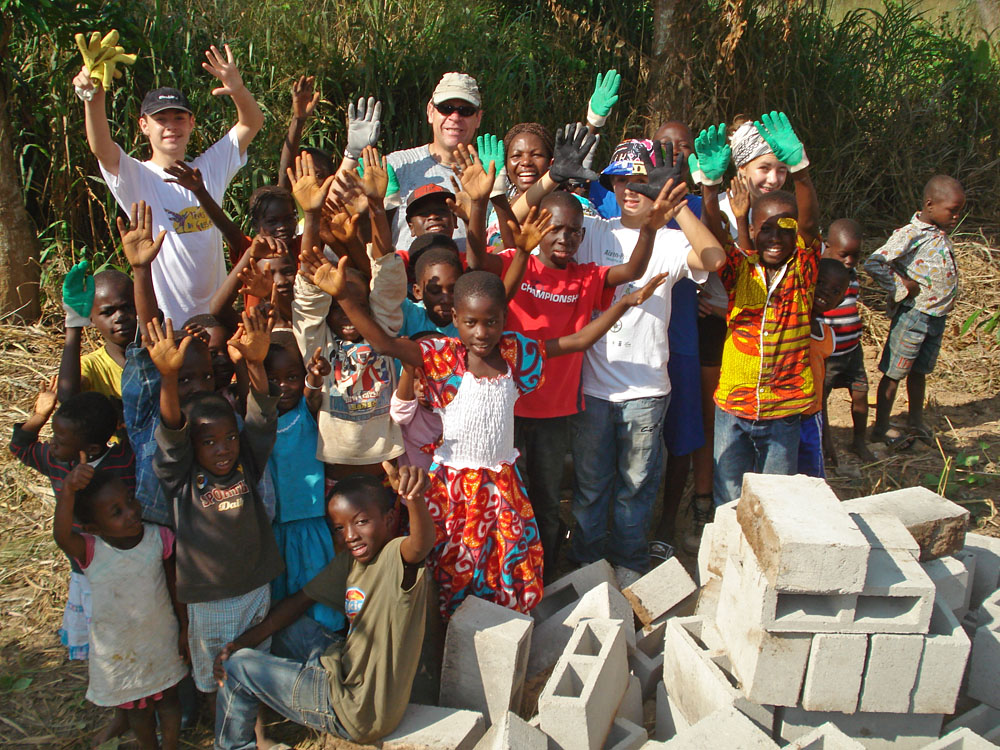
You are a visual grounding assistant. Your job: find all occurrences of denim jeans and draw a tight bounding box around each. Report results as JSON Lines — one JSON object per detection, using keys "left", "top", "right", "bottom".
{"left": 713, "top": 407, "right": 801, "bottom": 506}
{"left": 514, "top": 415, "right": 570, "bottom": 579}
{"left": 215, "top": 616, "right": 349, "bottom": 749}
{"left": 569, "top": 395, "right": 669, "bottom": 572}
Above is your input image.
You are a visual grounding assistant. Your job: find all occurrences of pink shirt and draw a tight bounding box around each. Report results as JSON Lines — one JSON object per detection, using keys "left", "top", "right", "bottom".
{"left": 390, "top": 393, "right": 441, "bottom": 470}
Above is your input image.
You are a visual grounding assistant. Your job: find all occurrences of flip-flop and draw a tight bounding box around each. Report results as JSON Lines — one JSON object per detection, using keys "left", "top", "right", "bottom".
{"left": 883, "top": 427, "right": 915, "bottom": 452}
{"left": 649, "top": 540, "right": 675, "bottom": 564}
{"left": 910, "top": 425, "right": 937, "bottom": 447}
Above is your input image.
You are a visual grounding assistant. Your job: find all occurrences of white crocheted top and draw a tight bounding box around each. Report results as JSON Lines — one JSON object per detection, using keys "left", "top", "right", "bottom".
{"left": 434, "top": 369, "right": 518, "bottom": 471}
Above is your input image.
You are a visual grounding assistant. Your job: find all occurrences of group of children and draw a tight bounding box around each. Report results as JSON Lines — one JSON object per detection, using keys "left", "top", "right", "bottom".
{"left": 12, "top": 48, "right": 967, "bottom": 748}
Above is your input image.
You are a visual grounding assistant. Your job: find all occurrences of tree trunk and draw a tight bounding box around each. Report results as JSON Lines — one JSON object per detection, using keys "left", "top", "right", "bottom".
{"left": 0, "top": 13, "right": 41, "bottom": 321}
{"left": 648, "top": 0, "right": 690, "bottom": 127}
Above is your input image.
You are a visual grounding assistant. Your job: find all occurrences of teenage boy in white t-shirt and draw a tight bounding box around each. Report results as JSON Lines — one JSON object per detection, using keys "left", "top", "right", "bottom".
{"left": 570, "top": 140, "right": 725, "bottom": 583}
{"left": 72, "top": 44, "right": 265, "bottom": 326}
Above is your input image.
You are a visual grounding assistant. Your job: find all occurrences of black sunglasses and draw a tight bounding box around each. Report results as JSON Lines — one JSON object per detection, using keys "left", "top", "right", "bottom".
{"left": 435, "top": 102, "right": 479, "bottom": 118}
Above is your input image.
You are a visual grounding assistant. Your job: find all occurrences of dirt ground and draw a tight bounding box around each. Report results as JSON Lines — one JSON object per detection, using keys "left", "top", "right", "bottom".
{"left": 1, "top": 241, "right": 997, "bottom": 749}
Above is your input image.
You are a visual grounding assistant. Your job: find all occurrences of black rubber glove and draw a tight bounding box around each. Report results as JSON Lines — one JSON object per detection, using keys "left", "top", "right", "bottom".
{"left": 626, "top": 141, "right": 684, "bottom": 200}
{"left": 548, "top": 123, "right": 600, "bottom": 184}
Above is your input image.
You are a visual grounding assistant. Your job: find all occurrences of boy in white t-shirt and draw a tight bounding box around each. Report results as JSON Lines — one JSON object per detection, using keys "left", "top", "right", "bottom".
{"left": 570, "top": 140, "right": 725, "bottom": 582}
{"left": 72, "top": 44, "right": 264, "bottom": 326}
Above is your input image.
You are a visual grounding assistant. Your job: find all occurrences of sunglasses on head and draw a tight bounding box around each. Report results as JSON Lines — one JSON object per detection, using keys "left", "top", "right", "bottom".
{"left": 435, "top": 102, "right": 479, "bottom": 118}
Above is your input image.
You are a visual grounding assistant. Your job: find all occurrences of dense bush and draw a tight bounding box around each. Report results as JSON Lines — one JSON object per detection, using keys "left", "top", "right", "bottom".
{"left": 7, "top": 0, "right": 999, "bottom": 292}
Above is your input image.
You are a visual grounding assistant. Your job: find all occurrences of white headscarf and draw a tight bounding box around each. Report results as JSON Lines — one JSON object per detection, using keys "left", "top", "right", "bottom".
{"left": 730, "top": 121, "right": 772, "bottom": 168}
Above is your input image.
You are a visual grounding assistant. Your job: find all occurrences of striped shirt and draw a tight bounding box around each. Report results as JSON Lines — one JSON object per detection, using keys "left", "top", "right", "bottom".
{"left": 821, "top": 272, "right": 862, "bottom": 355}
{"left": 715, "top": 236, "right": 820, "bottom": 420}
{"left": 9, "top": 425, "right": 136, "bottom": 497}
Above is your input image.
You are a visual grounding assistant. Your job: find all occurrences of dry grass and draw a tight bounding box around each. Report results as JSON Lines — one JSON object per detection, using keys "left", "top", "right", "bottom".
{"left": 1, "top": 240, "right": 997, "bottom": 747}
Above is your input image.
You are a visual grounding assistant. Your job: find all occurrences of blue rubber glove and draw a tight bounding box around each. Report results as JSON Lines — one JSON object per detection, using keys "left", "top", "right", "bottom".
{"left": 587, "top": 69, "right": 621, "bottom": 127}
{"left": 754, "top": 111, "right": 809, "bottom": 172}
{"left": 688, "top": 123, "right": 731, "bottom": 186}
{"left": 62, "top": 260, "right": 94, "bottom": 327}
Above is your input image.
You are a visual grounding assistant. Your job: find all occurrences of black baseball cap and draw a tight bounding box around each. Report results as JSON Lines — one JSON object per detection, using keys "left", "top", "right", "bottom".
{"left": 141, "top": 88, "right": 193, "bottom": 116}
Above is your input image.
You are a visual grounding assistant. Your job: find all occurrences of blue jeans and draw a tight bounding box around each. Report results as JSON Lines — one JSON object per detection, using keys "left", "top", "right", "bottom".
{"left": 713, "top": 407, "right": 800, "bottom": 506}
{"left": 215, "top": 617, "right": 349, "bottom": 749}
{"left": 515, "top": 415, "right": 570, "bottom": 580}
{"left": 569, "top": 395, "right": 669, "bottom": 572}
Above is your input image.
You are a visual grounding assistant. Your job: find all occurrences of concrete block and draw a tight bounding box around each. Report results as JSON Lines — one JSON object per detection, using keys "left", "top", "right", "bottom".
{"left": 945, "top": 705, "right": 1000, "bottom": 744}
{"left": 858, "top": 632, "right": 923, "bottom": 713}
{"left": 910, "top": 600, "right": 971, "bottom": 714}
{"left": 716, "top": 555, "right": 812, "bottom": 706}
{"left": 382, "top": 704, "right": 486, "bottom": 750}
{"left": 918, "top": 728, "right": 1000, "bottom": 749}
{"left": 785, "top": 722, "right": 866, "bottom": 749}
{"left": 968, "top": 612, "right": 1000, "bottom": 708}
{"left": 604, "top": 718, "right": 647, "bottom": 750}
{"left": 850, "top": 512, "right": 920, "bottom": 557}
{"left": 537, "top": 618, "right": 629, "bottom": 750}
{"left": 963, "top": 533, "right": 1000, "bottom": 610}
{"left": 696, "top": 521, "right": 716, "bottom": 585}
{"left": 694, "top": 577, "right": 721, "bottom": 621}
{"left": 654, "top": 683, "right": 689, "bottom": 741}
{"left": 538, "top": 560, "right": 618, "bottom": 620}
{"left": 698, "top": 500, "right": 738, "bottom": 581}
{"left": 841, "top": 487, "right": 969, "bottom": 561}
{"left": 440, "top": 597, "right": 533, "bottom": 726}
{"left": 616, "top": 674, "right": 643, "bottom": 727}
{"left": 630, "top": 621, "right": 665, "bottom": 699}
{"left": 921, "top": 555, "right": 973, "bottom": 613}
{"left": 801, "top": 633, "right": 868, "bottom": 713}
{"left": 737, "top": 473, "right": 870, "bottom": 594}
{"left": 623, "top": 557, "right": 697, "bottom": 628}
{"left": 661, "top": 616, "right": 774, "bottom": 731}
{"left": 472, "top": 711, "right": 547, "bottom": 750}
{"left": 780, "top": 707, "right": 943, "bottom": 750}
{"left": 528, "top": 582, "right": 635, "bottom": 678}
{"left": 660, "top": 706, "right": 779, "bottom": 749}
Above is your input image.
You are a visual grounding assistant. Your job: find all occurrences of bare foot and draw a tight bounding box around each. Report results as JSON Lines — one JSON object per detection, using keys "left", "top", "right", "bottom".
{"left": 849, "top": 441, "right": 876, "bottom": 462}
{"left": 92, "top": 708, "right": 128, "bottom": 747}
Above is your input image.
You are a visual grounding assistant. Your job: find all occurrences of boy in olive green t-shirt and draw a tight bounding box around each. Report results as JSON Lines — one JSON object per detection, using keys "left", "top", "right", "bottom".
{"left": 213, "top": 469, "right": 435, "bottom": 748}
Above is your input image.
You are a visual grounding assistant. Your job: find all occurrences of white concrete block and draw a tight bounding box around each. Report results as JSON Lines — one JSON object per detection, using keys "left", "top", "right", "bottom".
{"left": 631, "top": 621, "right": 665, "bottom": 699}
{"left": 841, "top": 487, "right": 969, "bottom": 561}
{"left": 661, "top": 616, "right": 774, "bottom": 731}
{"left": 698, "top": 500, "right": 739, "bottom": 582}
{"left": 694, "top": 577, "right": 721, "bottom": 621}
{"left": 801, "top": 633, "right": 868, "bottom": 712}
{"left": 785, "top": 722, "right": 866, "bottom": 749}
{"left": 858, "top": 632, "right": 923, "bottom": 713}
{"left": 910, "top": 600, "right": 971, "bottom": 714}
{"left": 623, "top": 558, "right": 697, "bottom": 627}
{"left": 440, "top": 596, "right": 533, "bottom": 726}
{"left": 538, "top": 560, "right": 618, "bottom": 620}
{"left": 382, "top": 704, "right": 486, "bottom": 750}
{"left": 780, "top": 707, "right": 943, "bottom": 750}
{"left": 615, "top": 674, "right": 643, "bottom": 727}
{"left": 850, "top": 512, "right": 920, "bottom": 557}
{"left": 921, "top": 555, "right": 972, "bottom": 613}
{"left": 538, "top": 618, "right": 629, "bottom": 750}
{"left": 963, "top": 533, "right": 1000, "bottom": 610}
{"left": 716, "top": 555, "right": 812, "bottom": 706}
{"left": 945, "top": 705, "right": 1000, "bottom": 744}
{"left": 696, "top": 521, "right": 716, "bottom": 585}
{"left": 918, "top": 728, "right": 1000, "bottom": 749}
{"left": 604, "top": 718, "right": 648, "bottom": 750}
{"left": 737, "top": 473, "right": 870, "bottom": 594}
{"left": 968, "top": 611, "right": 1000, "bottom": 708}
{"left": 528, "top": 582, "right": 635, "bottom": 678}
{"left": 654, "top": 683, "right": 688, "bottom": 742}
{"left": 472, "top": 711, "right": 547, "bottom": 750}
{"left": 660, "top": 705, "right": 779, "bottom": 749}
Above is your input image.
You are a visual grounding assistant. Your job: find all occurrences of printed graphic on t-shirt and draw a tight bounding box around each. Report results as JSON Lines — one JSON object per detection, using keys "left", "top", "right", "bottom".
{"left": 196, "top": 472, "right": 249, "bottom": 511}
{"left": 328, "top": 343, "right": 393, "bottom": 420}
{"left": 165, "top": 206, "right": 213, "bottom": 234}
{"left": 345, "top": 586, "right": 366, "bottom": 632}
{"left": 519, "top": 281, "right": 581, "bottom": 305}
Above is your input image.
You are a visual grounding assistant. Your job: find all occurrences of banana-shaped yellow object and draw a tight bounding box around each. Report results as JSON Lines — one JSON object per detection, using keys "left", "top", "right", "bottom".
{"left": 74, "top": 29, "right": 136, "bottom": 89}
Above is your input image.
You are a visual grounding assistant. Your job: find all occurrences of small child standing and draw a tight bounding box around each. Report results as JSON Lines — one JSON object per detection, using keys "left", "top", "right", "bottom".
{"left": 53, "top": 465, "right": 187, "bottom": 750}
{"left": 865, "top": 175, "right": 965, "bottom": 448}
{"left": 820, "top": 219, "right": 874, "bottom": 462}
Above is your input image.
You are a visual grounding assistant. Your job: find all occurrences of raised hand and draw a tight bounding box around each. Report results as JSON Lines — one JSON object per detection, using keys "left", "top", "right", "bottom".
{"left": 727, "top": 173, "right": 751, "bottom": 219}
{"left": 688, "top": 123, "right": 731, "bottom": 186}
{"left": 202, "top": 44, "right": 245, "bottom": 98}
{"left": 238, "top": 262, "right": 272, "bottom": 299}
{"left": 382, "top": 460, "right": 430, "bottom": 505}
{"left": 288, "top": 151, "right": 335, "bottom": 213}
{"left": 345, "top": 96, "right": 382, "bottom": 160}
{"left": 622, "top": 273, "right": 668, "bottom": 307}
{"left": 313, "top": 255, "right": 351, "bottom": 300}
{"left": 451, "top": 143, "right": 495, "bottom": 202}
{"left": 33, "top": 375, "right": 59, "bottom": 419}
{"left": 328, "top": 169, "right": 368, "bottom": 216}
{"left": 306, "top": 346, "right": 331, "bottom": 381}
{"left": 117, "top": 201, "right": 167, "bottom": 268}
{"left": 248, "top": 234, "right": 288, "bottom": 261}
{"left": 164, "top": 161, "right": 205, "bottom": 193}
{"left": 587, "top": 69, "right": 621, "bottom": 127}
{"left": 447, "top": 176, "right": 473, "bottom": 223}
{"left": 292, "top": 75, "right": 320, "bottom": 120}
{"left": 754, "top": 111, "right": 808, "bottom": 171}
{"left": 549, "top": 123, "right": 600, "bottom": 184}
{"left": 143, "top": 318, "right": 193, "bottom": 377}
{"left": 298, "top": 244, "right": 328, "bottom": 280}
{"left": 62, "top": 260, "right": 95, "bottom": 326}
{"left": 627, "top": 141, "right": 684, "bottom": 200}
{"left": 475, "top": 133, "right": 505, "bottom": 174}
{"left": 66, "top": 451, "right": 96, "bottom": 491}
{"left": 643, "top": 178, "right": 689, "bottom": 231}
{"left": 509, "top": 205, "right": 553, "bottom": 254}
{"left": 358, "top": 145, "right": 389, "bottom": 201}
{"left": 227, "top": 307, "right": 274, "bottom": 365}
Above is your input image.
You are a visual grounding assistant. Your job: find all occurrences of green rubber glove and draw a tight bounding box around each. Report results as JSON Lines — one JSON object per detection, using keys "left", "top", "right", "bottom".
{"left": 754, "top": 111, "right": 809, "bottom": 172}
{"left": 476, "top": 133, "right": 505, "bottom": 173}
{"left": 62, "top": 259, "right": 94, "bottom": 327}
{"left": 587, "top": 69, "right": 620, "bottom": 127}
{"left": 688, "top": 123, "right": 731, "bottom": 186}
{"left": 384, "top": 162, "right": 401, "bottom": 210}
{"left": 356, "top": 157, "right": 365, "bottom": 177}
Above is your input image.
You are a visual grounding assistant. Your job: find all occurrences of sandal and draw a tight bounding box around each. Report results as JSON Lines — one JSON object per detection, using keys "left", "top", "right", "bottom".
{"left": 873, "top": 426, "right": 914, "bottom": 452}
{"left": 649, "top": 540, "right": 675, "bottom": 564}
{"left": 910, "top": 425, "right": 936, "bottom": 447}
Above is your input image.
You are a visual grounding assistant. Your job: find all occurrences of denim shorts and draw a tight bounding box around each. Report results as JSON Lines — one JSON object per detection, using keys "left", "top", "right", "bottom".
{"left": 825, "top": 345, "right": 868, "bottom": 393}
{"left": 878, "top": 305, "right": 947, "bottom": 380}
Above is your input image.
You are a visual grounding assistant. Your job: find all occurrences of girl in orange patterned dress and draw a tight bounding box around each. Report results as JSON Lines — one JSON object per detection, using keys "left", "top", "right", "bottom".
{"left": 306, "top": 252, "right": 665, "bottom": 618}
